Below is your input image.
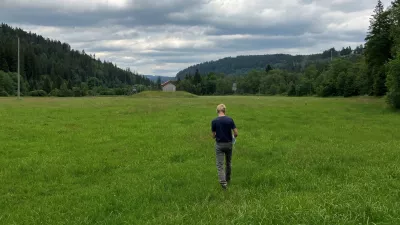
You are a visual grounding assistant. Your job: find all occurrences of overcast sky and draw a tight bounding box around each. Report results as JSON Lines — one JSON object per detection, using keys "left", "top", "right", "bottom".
{"left": 0, "top": 0, "right": 392, "bottom": 76}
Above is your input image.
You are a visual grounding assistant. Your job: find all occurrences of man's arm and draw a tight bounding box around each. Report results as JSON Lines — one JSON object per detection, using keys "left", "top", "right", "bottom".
{"left": 232, "top": 119, "right": 238, "bottom": 138}
{"left": 211, "top": 120, "right": 216, "bottom": 139}
{"left": 233, "top": 128, "right": 238, "bottom": 138}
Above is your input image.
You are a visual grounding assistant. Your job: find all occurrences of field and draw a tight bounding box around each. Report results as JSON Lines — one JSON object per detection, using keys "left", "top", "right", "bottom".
{"left": 1, "top": 95, "right": 400, "bottom": 225}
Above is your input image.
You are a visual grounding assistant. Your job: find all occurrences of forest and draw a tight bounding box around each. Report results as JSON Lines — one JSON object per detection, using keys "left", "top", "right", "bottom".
{"left": 176, "top": 0, "right": 400, "bottom": 109}
{"left": 176, "top": 54, "right": 362, "bottom": 97}
{"left": 0, "top": 24, "right": 153, "bottom": 97}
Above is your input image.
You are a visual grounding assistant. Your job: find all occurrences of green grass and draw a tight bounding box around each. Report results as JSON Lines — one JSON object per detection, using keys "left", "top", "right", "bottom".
{"left": 1, "top": 96, "right": 400, "bottom": 225}
{"left": 133, "top": 91, "right": 198, "bottom": 98}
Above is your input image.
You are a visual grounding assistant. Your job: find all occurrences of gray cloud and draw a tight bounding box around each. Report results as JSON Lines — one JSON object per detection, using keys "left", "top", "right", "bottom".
{"left": 0, "top": 0, "right": 393, "bottom": 76}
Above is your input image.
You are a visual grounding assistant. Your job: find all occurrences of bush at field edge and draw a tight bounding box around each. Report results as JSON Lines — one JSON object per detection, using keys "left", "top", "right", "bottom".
{"left": 133, "top": 91, "right": 198, "bottom": 98}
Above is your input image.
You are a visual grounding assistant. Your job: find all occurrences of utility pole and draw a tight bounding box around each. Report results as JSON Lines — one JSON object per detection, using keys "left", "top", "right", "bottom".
{"left": 17, "top": 36, "right": 20, "bottom": 99}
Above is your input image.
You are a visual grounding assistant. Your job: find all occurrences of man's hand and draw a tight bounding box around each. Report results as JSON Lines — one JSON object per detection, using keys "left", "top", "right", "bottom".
{"left": 233, "top": 128, "right": 238, "bottom": 138}
{"left": 212, "top": 132, "right": 216, "bottom": 139}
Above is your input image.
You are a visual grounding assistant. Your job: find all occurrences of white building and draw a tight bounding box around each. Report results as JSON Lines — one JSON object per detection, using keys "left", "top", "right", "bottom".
{"left": 161, "top": 80, "right": 176, "bottom": 92}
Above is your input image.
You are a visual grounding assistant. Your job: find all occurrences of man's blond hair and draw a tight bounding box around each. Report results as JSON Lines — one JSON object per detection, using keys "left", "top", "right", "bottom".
{"left": 216, "top": 104, "right": 226, "bottom": 113}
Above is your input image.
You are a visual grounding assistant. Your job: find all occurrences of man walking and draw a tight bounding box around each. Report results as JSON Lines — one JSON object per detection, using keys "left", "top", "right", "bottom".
{"left": 211, "top": 104, "right": 238, "bottom": 190}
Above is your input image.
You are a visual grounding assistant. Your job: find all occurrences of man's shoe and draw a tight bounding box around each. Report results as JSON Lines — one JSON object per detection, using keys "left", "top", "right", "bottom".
{"left": 221, "top": 183, "right": 228, "bottom": 190}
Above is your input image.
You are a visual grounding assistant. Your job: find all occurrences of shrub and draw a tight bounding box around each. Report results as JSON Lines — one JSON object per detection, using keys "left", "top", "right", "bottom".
{"left": 88, "top": 90, "right": 98, "bottom": 96}
{"left": 73, "top": 87, "right": 83, "bottom": 97}
{"left": 50, "top": 89, "right": 60, "bottom": 97}
{"left": 386, "top": 91, "right": 400, "bottom": 109}
{"left": 0, "top": 90, "right": 8, "bottom": 96}
{"left": 59, "top": 82, "right": 73, "bottom": 97}
{"left": 317, "top": 82, "right": 336, "bottom": 97}
{"left": 29, "top": 90, "right": 47, "bottom": 97}
{"left": 287, "top": 82, "right": 296, "bottom": 96}
{"left": 386, "top": 55, "right": 400, "bottom": 109}
{"left": 99, "top": 89, "right": 116, "bottom": 96}
{"left": 114, "top": 88, "right": 128, "bottom": 95}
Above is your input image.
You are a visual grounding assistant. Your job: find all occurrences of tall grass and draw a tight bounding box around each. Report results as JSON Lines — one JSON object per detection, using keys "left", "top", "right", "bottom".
{"left": 0, "top": 96, "right": 399, "bottom": 224}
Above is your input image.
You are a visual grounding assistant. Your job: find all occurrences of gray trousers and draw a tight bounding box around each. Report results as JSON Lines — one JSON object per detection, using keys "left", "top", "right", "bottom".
{"left": 215, "top": 142, "right": 233, "bottom": 185}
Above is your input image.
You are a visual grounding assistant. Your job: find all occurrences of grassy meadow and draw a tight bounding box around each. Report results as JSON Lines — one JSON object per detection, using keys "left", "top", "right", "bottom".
{"left": 1, "top": 94, "right": 400, "bottom": 225}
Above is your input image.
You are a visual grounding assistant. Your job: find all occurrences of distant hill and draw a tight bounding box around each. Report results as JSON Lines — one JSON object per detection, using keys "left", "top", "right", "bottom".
{"left": 144, "top": 75, "right": 175, "bottom": 83}
{"left": 175, "top": 46, "right": 364, "bottom": 79}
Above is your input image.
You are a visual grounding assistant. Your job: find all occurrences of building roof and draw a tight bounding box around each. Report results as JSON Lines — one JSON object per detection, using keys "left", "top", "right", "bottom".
{"left": 161, "top": 80, "right": 175, "bottom": 87}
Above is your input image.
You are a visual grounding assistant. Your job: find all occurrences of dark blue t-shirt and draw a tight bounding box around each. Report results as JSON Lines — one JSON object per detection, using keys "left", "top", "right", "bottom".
{"left": 211, "top": 116, "right": 236, "bottom": 143}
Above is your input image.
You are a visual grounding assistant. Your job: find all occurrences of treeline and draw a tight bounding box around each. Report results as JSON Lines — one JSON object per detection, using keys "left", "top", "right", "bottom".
{"left": 0, "top": 69, "right": 152, "bottom": 96}
{"left": 177, "top": 0, "right": 400, "bottom": 109}
{"left": 176, "top": 55, "right": 366, "bottom": 97}
{"left": 176, "top": 46, "right": 364, "bottom": 79}
{"left": 363, "top": 0, "right": 400, "bottom": 108}
{"left": 0, "top": 23, "right": 152, "bottom": 97}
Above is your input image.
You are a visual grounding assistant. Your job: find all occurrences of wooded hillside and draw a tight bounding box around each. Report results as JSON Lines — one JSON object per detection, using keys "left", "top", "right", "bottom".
{"left": 0, "top": 23, "right": 152, "bottom": 96}
{"left": 175, "top": 46, "right": 363, "bottom": 79}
